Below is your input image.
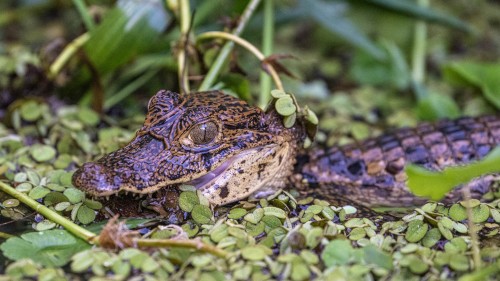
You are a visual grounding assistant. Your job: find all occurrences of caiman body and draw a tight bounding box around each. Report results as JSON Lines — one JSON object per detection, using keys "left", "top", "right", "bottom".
{"left": 72, "top": 90, "right": 500, "bottom": 210}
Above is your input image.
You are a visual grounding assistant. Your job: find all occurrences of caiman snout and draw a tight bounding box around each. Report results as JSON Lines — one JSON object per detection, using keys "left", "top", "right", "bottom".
{"left": 72, "top": 162, "right": 122, "bottom": 195}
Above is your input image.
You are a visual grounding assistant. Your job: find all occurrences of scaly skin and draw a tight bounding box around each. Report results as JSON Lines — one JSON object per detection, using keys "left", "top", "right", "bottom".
{"left": 72, "top": 90, "right": 499, "bottom": 211}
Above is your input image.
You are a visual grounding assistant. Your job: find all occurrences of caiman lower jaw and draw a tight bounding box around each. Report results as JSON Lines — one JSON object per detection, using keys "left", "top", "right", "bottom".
{"left": 190, "top": 143, "right": 292, "bottom": 206}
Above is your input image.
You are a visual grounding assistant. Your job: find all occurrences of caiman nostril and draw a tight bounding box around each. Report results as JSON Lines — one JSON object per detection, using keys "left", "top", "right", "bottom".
{"left": 72, "top": 162, "right": 121, "bottom": 194}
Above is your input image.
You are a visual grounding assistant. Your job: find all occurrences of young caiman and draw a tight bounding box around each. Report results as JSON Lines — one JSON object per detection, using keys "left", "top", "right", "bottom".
{"left": 72, "top": 90, "right": 500, "bottom": 211}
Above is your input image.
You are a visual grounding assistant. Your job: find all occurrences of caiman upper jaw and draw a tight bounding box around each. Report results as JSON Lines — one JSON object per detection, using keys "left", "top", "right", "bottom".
{"left": 72, "top": 162, "right": 122, "bottom": 196}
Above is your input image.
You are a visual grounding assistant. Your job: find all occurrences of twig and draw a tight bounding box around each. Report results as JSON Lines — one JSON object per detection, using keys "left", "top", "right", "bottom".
{"left": 177, "top": 0, "right": 191, "bottom": 94}
{"left": 259, "top": 0, "right": 275, "bottom": 108}
{"left": 136, "top": 238, "right": 228, "bottom": 258}
{"left": 197, "top": 31, "right": 284, "bottom": 92}
{"left": 48, "top": 33, "right": 90, "bottom": 79}
{"left": 0, "top": 181, "right": 98, "bottom": 243}
{"left": 198, "top": 0, "right": 262, "bottom": 91}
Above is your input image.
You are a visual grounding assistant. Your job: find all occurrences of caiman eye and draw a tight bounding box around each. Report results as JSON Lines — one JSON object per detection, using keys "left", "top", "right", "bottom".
{"left": 189, "top": 121, "right": 218, "bottom": 145}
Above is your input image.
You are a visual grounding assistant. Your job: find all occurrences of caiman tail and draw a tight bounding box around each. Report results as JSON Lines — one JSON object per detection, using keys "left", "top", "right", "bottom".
{"left": 294, "top": 116, "right": 500, "bottom": 207}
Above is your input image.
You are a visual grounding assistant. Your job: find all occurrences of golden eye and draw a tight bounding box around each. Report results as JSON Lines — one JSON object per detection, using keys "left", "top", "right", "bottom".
{"left": 189, "top": 121, "right": 218, "bottom": 145}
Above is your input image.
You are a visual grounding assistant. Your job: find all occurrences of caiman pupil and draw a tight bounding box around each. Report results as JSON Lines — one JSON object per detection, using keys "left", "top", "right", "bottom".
{"left": 189, "top": 121, "right": 218, "bottom": 145}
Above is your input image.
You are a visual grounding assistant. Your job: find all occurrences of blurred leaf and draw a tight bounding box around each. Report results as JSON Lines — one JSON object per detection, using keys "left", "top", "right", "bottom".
{"left": 300, "top": 0, "right": 385, "bottom": 59}
{"left": 350, "top": 41, "right": 410, "bottom": 88}
{"left": 0, "top": 230, "right": 90, "bottom": 267}
{"left": 415, "top": 91, "right": 460, "bottom": 121}
{"left": 406, "top": 147, "right": 500, "bottom": 201}
{"left": 443, "top": 61, "right": 500, "bottom": 109}
{"left": 84, "top": 0, "right": 170, "bottom": 74}
{"left": 355, "top": 0, "right": 472, "bottom": 32}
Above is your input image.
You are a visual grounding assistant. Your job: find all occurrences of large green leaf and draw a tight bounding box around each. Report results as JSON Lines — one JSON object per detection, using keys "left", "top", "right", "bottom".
{"left": 443, "top": 61, "right": 500, "bottom": 110}
{"left": 356, "top": 0, "right": 471, "bottom": 32}
{"left": 406, "top": 147, "right": 500, "bottom": 201}
{"left": 0, "top": 230, "right": 90, "bottom": 267}
{"left": 84, "top": 0, "right": 170, "bottom": 74}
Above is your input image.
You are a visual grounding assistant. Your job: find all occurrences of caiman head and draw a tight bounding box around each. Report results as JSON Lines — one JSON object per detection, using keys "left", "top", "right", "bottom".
{"left": 72, "top": 90, "right": 304, "bottom": 205}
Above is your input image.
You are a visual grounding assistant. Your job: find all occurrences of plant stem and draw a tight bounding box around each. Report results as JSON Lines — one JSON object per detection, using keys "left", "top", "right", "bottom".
{"left": 259, "top": 0, "right": 275, "bottom": 108}
{"left": 0, "top": 231, "right": 14, "bottom": 239}
{"left": 197, "top": 31, "right": 284, "bottom": 92}
{"left": 136, "top": 238, "right": 228, "bottom": 258}
{"left": 0, "top": 181, "right": 97, "bottom": 243}
{"left": 49, "top": 33, "right": 90, "bottom": 79}
{"left": 71, "top": 0, "right": 95, "bottom": 31}
{"left": 462, "top": 188, "right": 482, "bottom": 269}
{"left": 411, "top": 0, "right": 429, "bottom": 100}
{"left": 177, "top": 0, "right": 191, "bottom": 94}
{"left": 198, "top": 0, "right": 262, "bottom": 91}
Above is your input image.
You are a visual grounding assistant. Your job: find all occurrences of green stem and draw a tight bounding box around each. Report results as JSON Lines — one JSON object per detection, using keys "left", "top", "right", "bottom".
{"left": 0, "top": 181, "right": 97, "bottom": 243}
{"left": 177, "top": 0, "right": 191, "bottom": 94}
{"left": 136, "top": 238, "right": 228, "bottom": 258}
{"left": 411, "top": 0, "right": 429, "bottom": 100}
{"left": 0, "top": 231, "right": 14, "bottom": 239}
{"left": 198, "top": 0, "right": 262, "bottom": 91}
{"left": 197, "top": 32, "right": 283, "bottom": 92}
{"left": 49, "top": 33, "right": 90, "bottom": 79}
{"left": 259, "top": 0, "right": 275, "bottom": 108}
{"left": 71, "top": 0, "right": 95, "bottom": 31}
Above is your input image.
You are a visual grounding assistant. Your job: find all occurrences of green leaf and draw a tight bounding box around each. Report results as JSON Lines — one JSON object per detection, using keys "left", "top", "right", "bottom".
{"left": 363, "top": 245, "right": 393, "bottom": 270}
{"left": 361, "top": 0, "right": 471, "bottom": 32}
{"left": 406, "top": 147, "right": 500, "bottom": 200}
{"left": 179, "top": 191, "right": 200, "bottom": 212}
{"left": 30, "top": 145, "right": 57, "bottom": 162}
{"left": 321, "top": 239, "right": 354, "bottom": 267}
{"left": 0, "top": 230, "right": 90, "bottom": 266}
{"left": 275, "top": 96, "right": 297, "bottom": 116}
{"left": 20, "top": 100, "right": 42, "bottom": 121}
{"left": 84, "top": 0, "right": 170, "bottom": 75}
{"left": 416, "top": 92, "right": 460, "bottom": 121}
{"left": 443, "top": 61, "right": 500, "bottom": 109}
{"left": 191, "top": 205, "right": 213, "bottom": 224}
{"left": 405, "top": 220, "right": 428, "bottom": 243}
{"left": 302, "top": 0, "right": 384, "bottom": 59}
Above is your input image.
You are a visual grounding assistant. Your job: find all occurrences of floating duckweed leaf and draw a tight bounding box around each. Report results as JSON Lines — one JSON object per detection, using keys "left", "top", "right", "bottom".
{"left": 291, "top": 258, "right": 311, "bottom": 281}
{"left": 471, "top": 204, "right": 490, "bottom": 223}
{"left": 301, "top": 250, "right": 319, "bottom": 265}
{"left": 449, "top": 255, "right": 469, "bottom": 271}
{"left": 228, "top": 208, "right": 247, "bottom": 219}
{"left": 305, "top": 205, "right": 323, "bottom": 215}
{"left": 46, "top": 183, "right": 66, "bottom": 192}
{"left": 64, "top": 188, "right": 85, "bottom": 204}
{"left": 14, "top": 172, "right": 27, "bottom": 182}
{"left": 422, "top": 228, "right": 441, "bottom": 248}
{"left": 321, "top": 239, "right": 353, "bottom": 267}
{"left": 28, "top": 186, "right": 50, "bottom": 199}
{"left": 363, "top": 245, "right": 393, "bottom": 270}
{"left": 275, "top": 96, "right": 296, "bottom": 116}
{"left": 303, "top": 106, "right": 319, "bottom": 125}
{"left": 55, "top": 202, "right": 71, "bottom": 212}
{"left": 400, "top": 243, "right": 419, "bottom": 254}
{"left": 263, "top": 206, "right": 286, "bottom": 219}
{"left": 271, "top": 89, "right": 288, "bottom": 98}
{"left": 210, "top": 224, "right": 228, "bottom": 242}
{"left": 408, "top": 255, "right": 429, "bottom": 274}
{"left": 305, "top": 227, "right": 323, "bottom": 248}
{"left": 43, "top": 192, "right": 69, "bottom": 206}
{"left": 60, "top": 172, "right": 74, "bottom": 187}
{"left": 405, "top": 220, "right": 428, "bottom": 243}
{"left": 191, "top": 205, "right": 213, "bottom": 224}
{"left": 438, "top": 221, "right": 454, "bottom": 240}
{"left": 3, "top": 199, "right": 19, "bottom": 208}
{"left": 445, "top": 237, "right": 467, "bottom": 253}
{"left": 77, "top": 107, "right": 100, "bottom": 126}
{"left": 141, "top": 257, "right": 159, "bottom": 272}
{"left": 349, "top": 227, "right": 366, "bottom": 240}
{"left": 54, "top": 154, "right": 73, "bottom": 169}
{"left": 179, "top": 191, "right": 199, "bottom": 212}
{"left": 449, "top": 204, "right": 467, "bottom": 221}
{"left": 283, "top": 112, "right": 297, "bottom": 128}
{"left": 0, "top": 230, "right": 90, "bottom": 266}
{"left": 30, "top": 145, "right": 57, "bottom": 162}
{"left": 84, "top": 199, "right": 103, "bottom": 210}
{"left": 491, "top": 208, "right": 500, "bottom": 223}
{"left": 345, "top": 218, "right": 365, "bottom": 228}
{"left": 321, "top": 206, "right": 336, "bottom": 220}
{"left": 20, "top": 100, "right": 42, "bottom": 121}
{"left": 244, "top": 208, "right": 264, "bottom": 224}
{"left": 452, "top": 222, "right": 468, "bottom": 233}
{"left": 26, "top": 170, "right": 40, "bottom": 186}
{"left": 262, "top": 215, "right": 282, "bottom": 229}
{"left": 460, "top": 199, "right": 481, "bottom": 208}
{"left": 15, "top": 182, "right": 33, "bottom": 192}
{"left": 77, "top": 205, "right": 96, "bottom": 224}
{"left": 241, "top": 245, "right": 270, "bottom": 261}
{"left": 35, "top": 220, "right": 57, "bottom": 231}
{"left": 343, "top": 205, "right": 357, "bottom": 214}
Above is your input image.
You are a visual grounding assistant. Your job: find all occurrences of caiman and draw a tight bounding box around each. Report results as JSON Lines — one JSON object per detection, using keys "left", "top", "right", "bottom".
{"left": 72, "top": 90, "right": 500, "bottom": 214}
